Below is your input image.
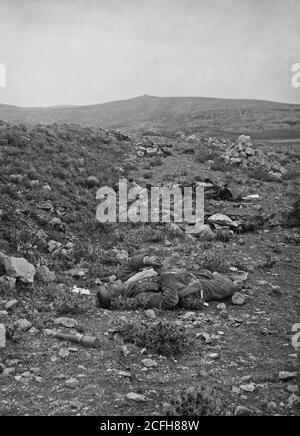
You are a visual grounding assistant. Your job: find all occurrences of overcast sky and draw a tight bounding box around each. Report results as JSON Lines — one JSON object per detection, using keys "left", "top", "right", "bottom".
{"left": 0, "top": 0, "right": 299, "bottom": 107}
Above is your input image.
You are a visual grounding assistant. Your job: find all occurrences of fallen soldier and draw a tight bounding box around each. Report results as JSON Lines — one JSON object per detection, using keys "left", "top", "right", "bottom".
{"left": 96, "top": 253, "right": 241, "bottom": 310}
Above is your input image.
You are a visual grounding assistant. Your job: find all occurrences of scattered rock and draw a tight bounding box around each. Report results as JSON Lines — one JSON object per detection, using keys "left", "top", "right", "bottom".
{"left": 287, "top": 385, "right": 299, "bottom": 394}
{"left": 271, "top": 285, "right": 282, "bottom": 296}
{"left": 15, "top": 319, "right": 32, "bottom": 331}
{"left": 144, "top": 309, "right": 156, "bottom": 320}
{"left": 48, "top": 240, "right": 62, "bottom": 253}
{"left": 196, "top": 332, "right": 212, "bottom": 344}
{"left": 65, "top": 378, "right": 79, "bottom": 389}
{"left": 86, "top": 176, "right": 100, "bottom": 188}
{"left": 239, "top": 383, "right": 256, "bottom": 393}
{"left": 232, "top": 292, "right": 247, "bottom": 306}
{"left": 4, "top": 257, "right": 36, "bottom": 284}
{"left": 208, "top": 353, "right": 219, "bottom": 360}
{"left": 141, "top": 358, "right": 158, "bottom": 368}
{"left": 126, "top": 392, "right": 146, "bottom": 403}
{"left": 266, "top": 401, "right": 277, "bottom": 412}
{"left": 54, "top": 317, "right": 78, "bottom": 328}
{"left": 1, "top": 367, "right": 15, "bottom": 377}
{"left": 235, "top": 406, "right": 253, "bottom": 416}
{"left": 278, "top": 371, "right": 297, "bottom": 381}
{"left": 58, "top": 348, "right": 70, "bottom": 359}
{"left": 180, "top": 311, "right": 196, "bottom": 321}
{"left": 49, "top": 218, "right": 64, "bottom": 229}
{"left": 35, "top": 265, "right": 56, "bottom": 283}
{"left": 208, "top": 214, "right": 238, "bottom": 229}
{"left": 5, "top": 299, "right": 18, "bottom": 311}
{"left": 9, "top": 174, "right": 23, "bottom": 184}
{"left": 287, "top": 394, "right": 299, "bottom": 408}
{"left": 217, "top": 303, "right": 227, "bottom": 311}
{"left": 36, "top": 229, "right": 48, "bottom": 241}
{"left": 38, "top": 200, "right": 53, "bottom": 211}
{"left": 192, "top": 223, "right": 215, "bottom": 240}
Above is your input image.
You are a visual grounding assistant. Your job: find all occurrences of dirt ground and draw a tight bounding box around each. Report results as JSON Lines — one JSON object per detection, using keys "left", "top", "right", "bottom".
{"left": 0, "top": 136, "right": 299, "bottom": 416}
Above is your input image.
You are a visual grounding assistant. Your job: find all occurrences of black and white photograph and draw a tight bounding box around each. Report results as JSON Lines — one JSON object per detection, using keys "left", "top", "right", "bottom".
{"left": 0, "top": 0, "right": 299, "bottom": 421}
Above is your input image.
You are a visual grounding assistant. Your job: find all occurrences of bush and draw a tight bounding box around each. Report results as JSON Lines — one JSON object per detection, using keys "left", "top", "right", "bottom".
{"left": 113, "top": 319, "right": 190, "bottom": 357}
{"left": 53, "top": 289, "right": 94, "bottom": 315}
{"left": 210, "top": 157, "right": 233, "bottom": 172}
{"left": 165, "top": 384, "right": 226, "bottom": 416}
{"left": 247, "top": 168, "right": 274, "bottom": 182}
{"left": 196, "top": 249, "right": 229, "bottom": 272}
{"left": 195, "top": 143, "right": 219, "bottom": 163}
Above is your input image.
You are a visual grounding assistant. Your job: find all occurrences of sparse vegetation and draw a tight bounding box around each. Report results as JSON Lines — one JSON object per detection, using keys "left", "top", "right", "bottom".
{"left": 165, "top": 384, "right": 226, "bottom": 416}
{"left": 113, "top": 319, "right": 190, "bottom": 357}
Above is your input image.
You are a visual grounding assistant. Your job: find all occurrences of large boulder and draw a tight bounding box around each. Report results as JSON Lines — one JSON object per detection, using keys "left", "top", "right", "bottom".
{"left": 4, "top": 257, "right": 36, "bottom": 284}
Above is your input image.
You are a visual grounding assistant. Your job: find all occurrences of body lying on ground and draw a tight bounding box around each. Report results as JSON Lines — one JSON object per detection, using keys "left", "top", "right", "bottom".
{"left": 96, "top": 253, "right": 241, "bottom": 310}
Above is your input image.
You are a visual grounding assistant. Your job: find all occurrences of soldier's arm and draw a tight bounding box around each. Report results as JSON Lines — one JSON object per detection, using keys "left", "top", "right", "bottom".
{"left": 116, "top": 253, "right": 150, "bottom": 282}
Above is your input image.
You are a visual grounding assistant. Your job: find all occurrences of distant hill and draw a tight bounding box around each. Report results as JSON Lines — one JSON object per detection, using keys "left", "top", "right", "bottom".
{"left": 1, "top": 95, "right": 300, "bottom": 138}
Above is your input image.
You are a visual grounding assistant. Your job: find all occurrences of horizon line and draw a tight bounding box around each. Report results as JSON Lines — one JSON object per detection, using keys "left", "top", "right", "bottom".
{"left": 0, "top": 94, "right": 300, "bottom": 109}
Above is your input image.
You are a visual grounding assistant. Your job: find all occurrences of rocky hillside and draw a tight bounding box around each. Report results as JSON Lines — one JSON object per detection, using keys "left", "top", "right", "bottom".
{"left": 0, "top": 121, "right": 299, "bottom": 416}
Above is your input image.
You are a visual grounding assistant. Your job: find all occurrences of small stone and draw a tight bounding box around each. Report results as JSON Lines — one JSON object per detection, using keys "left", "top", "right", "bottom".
{"left": 48, "top": 240, "right": 62, "bottom": 253}
{"left": 2, "top": 367, "right": 15, "bottom": 376}
{"left": 232, "top": 292, "right": 247, "bottom": 306}
{"left": 271, "top": 285, "right": 282, "bottom": 296}
{"left": 287, "top": 394, "right": 299, "bottom": 408}
{"left": 144, "top": 309, "right": 156, "bottom": 320}
{"left": 266, "top": 401, "right": 277, "bottom": 412}
{"left": 58, "top": 348, "right": 70, "bottom": 359}
{"left": 278, "top": 371, "right": 297, "bottom": 381}
{"left": 54, "top": 317, "right": 77, "bottom": 328}
{"left": 126, "top": 392, "right": 146, "bottom": 403}
{"left": 239, "top": 383, "right": 256, "bottom": 393}
{"left": 196, "top": 332, "right": 212, "bottom": 344}
{"left": 232, "top": 387, "right": 241, "bottom": 395}
{"left": 180, "top": 311, "right": 196, "bottom": 321}
{"left": 235, "top": 406, "right": 252, "bottom": 416}
{"left": 141, "top": 358, "right": 158, "bottom": 368}
{"left": 65, "top": 378, "right": 79, "bottom": 389}
{"left": 287, "top": 385, "right": 299, "bottom": 394}
{"left": 217, "top": 303, "right": 226, "bottom": 311}
{"left": 69, "top": 400, "right": 83, "bottom": 409}
{"left": 86, "top": 176, "right": 100, "bottom": 188}
{"left": 44, "top": 329, "right": 55, "bottom": 336}
{"left": 208, "top": 353, "right": 219, "bottom": 360}
{"left": 240, "top": 375, "right": 252, "bottom": 383}
{"left": 15, "top": 319, "right": 32, "bottom": 331}
{"left": 5, "top": 299, "right": 18, "bottom": 311}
